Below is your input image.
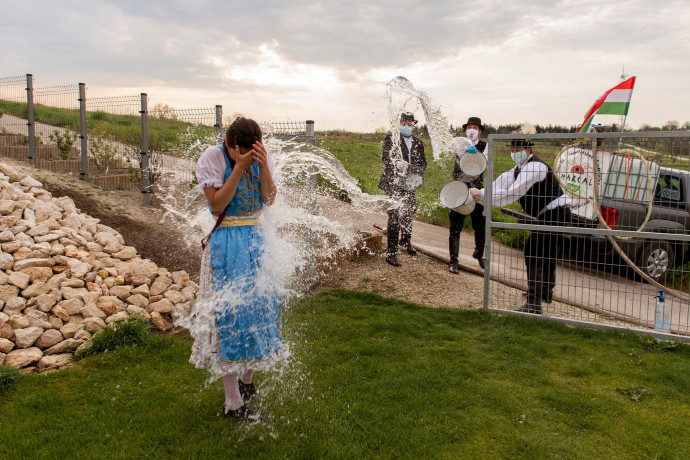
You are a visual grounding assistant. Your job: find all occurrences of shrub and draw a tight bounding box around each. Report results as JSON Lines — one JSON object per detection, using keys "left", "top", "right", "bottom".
{"left": 48, "top": 129, "right": 78, "bottom": 160}
{"left": 74, "top": 318, "right": 153, "bottom": 360}
{"left": 0, "top": 364, "right": 22, "bottom": 395}
{"left": 89, "top": 133, "right": 119, "bottom": 174}
{"left": 667, "top": 261, "right": 690, "bottom": 291}
{"left": 168, "top": 124, "right": 217, "bottom": 162}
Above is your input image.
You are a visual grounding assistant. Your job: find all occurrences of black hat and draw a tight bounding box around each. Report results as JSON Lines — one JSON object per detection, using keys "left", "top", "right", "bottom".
{"left": 509, "top": 139, "right": 535, "bottom": 148}
{"left": 462, "top": 116, "right": 484, "bottom": 131}
{"left": 400, "top": 112, "right": 418, "bottom": 124}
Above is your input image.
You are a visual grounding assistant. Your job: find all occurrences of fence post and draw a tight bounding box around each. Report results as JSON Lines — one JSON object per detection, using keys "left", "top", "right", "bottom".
{"left": 304, "top": 164, "right": 318, "bottom": 288}
{"left": 305, "top": 120, "right": 315, "bottom": 137}
{"left": 215, "top": 105, "right": 223, "bottom": 143}
{"left": 26, "top": 74, "right": 36, "bottom": 166}
{"left": 140, "top": 93, "right": 151, "bottom": 207}
{"left": 306, "top": 120, "right": 315, "bottom": 145}
{"left": 482, "top": 136, "right": 494, "bottom": 311}
{"left": 78, "top": 83, "right": 88, "bottom": 180}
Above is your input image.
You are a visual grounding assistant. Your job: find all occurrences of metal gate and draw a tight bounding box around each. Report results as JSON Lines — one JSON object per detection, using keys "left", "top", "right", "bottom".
{"left": 483, "top": 131, "right": 690, "bottom": 342}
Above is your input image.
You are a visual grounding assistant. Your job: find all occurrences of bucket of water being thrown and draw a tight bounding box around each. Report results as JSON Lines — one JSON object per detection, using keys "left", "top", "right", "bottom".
{"left": 394, "top": 164, "right": 425, "bottom": 192}
{"left": 439, "top": 180, "right": 470, "bottom": 209}
{"left": 458, "top": 150, "right": 487, "bottom": 178}
{"left": 452, "top": 196, "right": 476, "bottom": 215}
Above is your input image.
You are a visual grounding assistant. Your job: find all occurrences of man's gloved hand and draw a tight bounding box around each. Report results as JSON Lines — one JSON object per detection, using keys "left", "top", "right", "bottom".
{"left": 466, "top": 145, "right": 478, "bottom": 154}
{"left": 394, "top": 160, "right": 408, "bottom": 176}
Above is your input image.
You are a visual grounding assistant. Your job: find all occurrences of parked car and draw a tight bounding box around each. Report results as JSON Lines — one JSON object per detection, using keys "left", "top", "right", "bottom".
{"left": 571, "top": 167, "right": 690, "bottom": 281}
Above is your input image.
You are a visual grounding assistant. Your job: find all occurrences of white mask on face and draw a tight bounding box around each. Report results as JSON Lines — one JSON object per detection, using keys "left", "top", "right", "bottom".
{"left": 466, "top": 128, "right": 479, "bottom": 141}
{"left": 511, "top": 150, "right": 528, "bottom": 165}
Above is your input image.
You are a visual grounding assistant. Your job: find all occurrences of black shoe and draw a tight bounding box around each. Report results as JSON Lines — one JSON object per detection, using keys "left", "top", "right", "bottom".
{"left": 386, "top": 254, "right": 401, "bottom": 267}
{"left": 472, "top": 249, "right": 484, "bottom": 269}
{"left": 405, "top": 246, "right": 418, "bottom": 256}
{"left": 224, "top": 405, "right": 265, "bottom": 422}
{"left": 449, "top": 260, "right": 458, "bottom": 274}
{"left": 239, "top": 381, "right": 257, "bottom": 402}
{"left": 514, "top": 303, "right": 542, "bottom": 315}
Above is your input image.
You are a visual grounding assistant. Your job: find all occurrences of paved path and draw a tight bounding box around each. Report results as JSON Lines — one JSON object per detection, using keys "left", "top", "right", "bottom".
{"left": 319, "top": 197, "right": 690, "bottom": 337}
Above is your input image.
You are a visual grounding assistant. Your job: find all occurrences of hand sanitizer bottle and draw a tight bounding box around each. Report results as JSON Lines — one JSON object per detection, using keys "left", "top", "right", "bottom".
{"left": 654, "top": 290, "right": 670, "bottom": 334}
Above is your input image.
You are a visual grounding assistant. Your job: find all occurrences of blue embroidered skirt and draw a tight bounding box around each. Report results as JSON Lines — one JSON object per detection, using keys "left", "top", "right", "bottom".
{"left": 209, "top": 224, "right": 283, "bottom": 363}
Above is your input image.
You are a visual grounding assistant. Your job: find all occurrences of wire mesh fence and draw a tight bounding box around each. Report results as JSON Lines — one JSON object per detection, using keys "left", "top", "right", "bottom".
{"left": 0, "top": 74, "right": 228, "bottom": 198}
{"left": 85, "top": 94, "right": 143, "bottom": 189}
{"left": 483, "top": 131, "right": 690, "bottom": 341}
{"left": 147, "top": 105, "right": 219, "bottom": 188}
{"left": 0, "top": 76, "right": 32, "bottom": 159}
{"left": 263, "top": 120, "right": 316, "bottom": 145}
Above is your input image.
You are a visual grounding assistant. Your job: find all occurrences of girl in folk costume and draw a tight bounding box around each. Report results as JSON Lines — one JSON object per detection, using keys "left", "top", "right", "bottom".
{"left": 190, "top": 117, "right": 287, "bottom": 421}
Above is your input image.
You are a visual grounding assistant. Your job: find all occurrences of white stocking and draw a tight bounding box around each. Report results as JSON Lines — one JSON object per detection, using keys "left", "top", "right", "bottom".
{"left": 240, "top": 369, "right": 255, "bottom": 385}
{"left": 222, "top": 374, "right": 243, "bottom": 411}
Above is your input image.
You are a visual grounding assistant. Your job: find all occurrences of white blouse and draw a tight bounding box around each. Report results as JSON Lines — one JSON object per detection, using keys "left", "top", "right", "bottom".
{"left": 196, "top": 145, "right": 276, "bottom": 220}
{"left": 196, "top": 145, "right": 276, "bottom": 193}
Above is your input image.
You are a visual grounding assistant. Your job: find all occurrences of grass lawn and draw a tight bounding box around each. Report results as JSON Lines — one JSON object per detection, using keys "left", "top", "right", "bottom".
{"left": 2, "top": 289, "right": 690, "bottom": 458}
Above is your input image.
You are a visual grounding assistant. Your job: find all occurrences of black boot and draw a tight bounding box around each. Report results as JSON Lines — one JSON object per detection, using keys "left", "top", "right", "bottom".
{"left": 543, "top": 267, "right": 556, "bottom": 303}
{"left": 224, "top": 405, "right": 265, "bottom": 422}
{"left": 400, "top": 230, "right": 417, "bottom": 256}
{"left": 516, "top": 266, "right": 542, "bottom": 314}
{"left": 239, "top": 381, "right": 257, "bottom": 402}
{"left": 472, "top": 247, "right": 484, "bottom": 269}
{"left": 386, "top": 219, "right": 401, "bottom": 267}
{"left": 449, "top": 234, "right": 460, "bottom": 274}
{"left": 386, "top": 253, "right": 401, "bottom": 267}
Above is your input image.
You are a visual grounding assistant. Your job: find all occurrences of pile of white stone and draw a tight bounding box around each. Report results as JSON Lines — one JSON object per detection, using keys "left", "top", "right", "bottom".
{"left": 0, "top": 162, "right": 198, "bottom": 372}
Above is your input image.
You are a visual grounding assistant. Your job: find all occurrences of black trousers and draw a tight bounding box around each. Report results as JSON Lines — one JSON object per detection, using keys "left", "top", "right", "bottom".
{"left": 448, "top": 203, "right": 486, "bottom": 262}
{"left": 523, "top": 206, "right": 572, "bottom": 306}
{"left": 386, "top": 189, "right": 417, "bottom": 254}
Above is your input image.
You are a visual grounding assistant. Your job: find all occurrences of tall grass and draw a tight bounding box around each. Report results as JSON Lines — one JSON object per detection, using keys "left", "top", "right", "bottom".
{"left": 0, "top": 364, "right": 22, "bottom": 395}
{"left": 74, "top": 318, "right": 155, "bottom": 360}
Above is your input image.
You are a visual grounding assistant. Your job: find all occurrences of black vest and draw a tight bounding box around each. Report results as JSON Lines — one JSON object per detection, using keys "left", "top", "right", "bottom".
{"left": 514, "top": 155, "right": 562, "bottom": 218}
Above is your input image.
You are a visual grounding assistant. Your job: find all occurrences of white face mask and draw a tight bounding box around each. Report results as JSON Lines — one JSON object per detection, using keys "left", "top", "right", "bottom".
{"left": 466, "top": 128, "right": 479, "bottom": 140}
{"left": 511, "top": 150, "right": 528, "bottom": 165}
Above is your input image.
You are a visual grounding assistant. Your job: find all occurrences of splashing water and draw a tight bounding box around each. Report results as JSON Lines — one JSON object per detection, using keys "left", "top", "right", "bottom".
{"left": 160, "top": 137, "right": 392, "bottom": 384}
{"left": 160, "top": 77, "right": 450, "bottom": 431}
{"left": 386, "top": 76, "right": 454, "bottom": 163}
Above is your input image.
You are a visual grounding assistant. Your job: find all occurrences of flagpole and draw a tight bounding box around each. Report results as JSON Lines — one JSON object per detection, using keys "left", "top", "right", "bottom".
{"left": 619, "top": 66, "right": 627, "bottom": 131}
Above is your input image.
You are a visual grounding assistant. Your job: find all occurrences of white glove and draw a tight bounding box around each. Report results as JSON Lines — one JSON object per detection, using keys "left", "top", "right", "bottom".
{"left": 394, "top": 160, "right": 409, "bottom": 176}
{"left": 469, "top": 187, "right": 482, "bottom": 202}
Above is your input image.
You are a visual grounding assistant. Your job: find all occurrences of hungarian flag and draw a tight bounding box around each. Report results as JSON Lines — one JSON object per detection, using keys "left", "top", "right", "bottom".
{"left": 578, "top": 77, "right": 636, "bottom": 133}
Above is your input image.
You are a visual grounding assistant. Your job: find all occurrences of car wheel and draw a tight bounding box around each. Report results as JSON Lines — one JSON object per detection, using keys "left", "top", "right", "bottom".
{"left": 639, "top": 242, "right": 673, "bottom": 282}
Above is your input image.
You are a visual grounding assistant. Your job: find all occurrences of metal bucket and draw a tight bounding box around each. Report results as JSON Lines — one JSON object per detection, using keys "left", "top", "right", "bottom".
{"left": 453, "top": 197, "right": 476, "bottom": 215}
{"left": 395, "top": 164, "right": 425, "bottom": 192}
{"left": 458, "top": 151, "right": 487, "bottom": 177}
{"left": 439, "top": 180, "right": 469, "bottom": 209}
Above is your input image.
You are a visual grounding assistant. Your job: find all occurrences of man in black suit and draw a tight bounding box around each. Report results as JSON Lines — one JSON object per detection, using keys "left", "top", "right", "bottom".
{"left": 449, "top": 116, "right": 488, "bottom": 273}
{"left": 470, "top": 139, "right": 571, "bottom": 314}
{"left": 378, "top": 112, "right": 427, "bottom": 267}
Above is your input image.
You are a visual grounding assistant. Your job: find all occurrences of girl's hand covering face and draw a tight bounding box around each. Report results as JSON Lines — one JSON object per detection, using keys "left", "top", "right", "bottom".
{"left": 252, "top": 142, "right": 269, "bottom": 168}
{"left": 235, "top": 145, "right": 256, "bottom": 170}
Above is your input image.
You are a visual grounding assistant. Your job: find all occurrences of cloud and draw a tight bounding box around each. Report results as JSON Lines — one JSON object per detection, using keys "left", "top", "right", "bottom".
{"left": 1, "top": 0, "right": 689, "bottom": 130}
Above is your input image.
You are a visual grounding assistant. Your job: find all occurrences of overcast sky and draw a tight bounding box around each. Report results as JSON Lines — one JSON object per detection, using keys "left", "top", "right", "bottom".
{"left": 2, "top": 0, "right": 689, "bottom": 131}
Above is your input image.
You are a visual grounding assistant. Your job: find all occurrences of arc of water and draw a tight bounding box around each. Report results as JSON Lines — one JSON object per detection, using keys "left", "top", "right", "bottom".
{"left": 386, "top": 76, "right": 455, "bottom": 162}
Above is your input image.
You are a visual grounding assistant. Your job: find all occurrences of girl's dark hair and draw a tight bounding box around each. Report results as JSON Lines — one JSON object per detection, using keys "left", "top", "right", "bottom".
{"left": 226, "top": 117, "right": 262, "bottom": 149}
